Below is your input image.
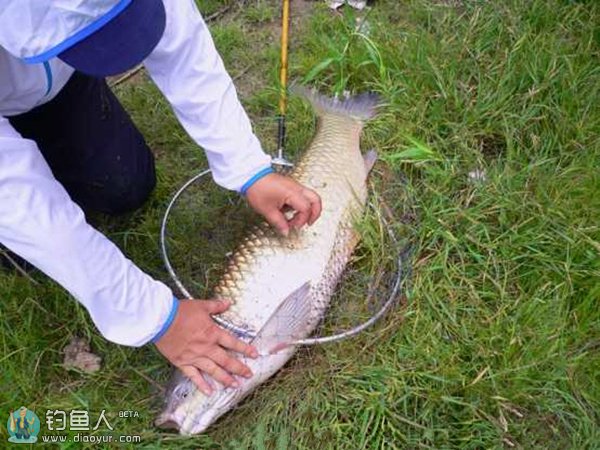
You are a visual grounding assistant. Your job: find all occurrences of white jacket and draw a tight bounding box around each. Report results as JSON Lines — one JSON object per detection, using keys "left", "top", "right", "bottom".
{"left": 0, "top": 0, "right": 272, "bottom": 346}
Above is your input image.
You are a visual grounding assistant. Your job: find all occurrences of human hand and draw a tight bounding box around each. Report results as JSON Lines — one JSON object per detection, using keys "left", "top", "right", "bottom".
{"left": 155, "top": 299, "right": 258, "bottom": 395}
{"left": 245, "top": 173, "right": 322, "bottom": 236}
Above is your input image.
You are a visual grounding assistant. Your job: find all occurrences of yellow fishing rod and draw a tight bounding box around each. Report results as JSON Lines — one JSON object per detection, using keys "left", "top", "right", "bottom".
{"left": 273, "top": 0, "right": 293, "bottom": 168}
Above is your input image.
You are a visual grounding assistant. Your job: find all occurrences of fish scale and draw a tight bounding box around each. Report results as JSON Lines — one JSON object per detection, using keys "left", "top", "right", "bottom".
{"left": 156, "top": 90, "right": 380, "bottom": 435}
{"left": 214, "top": 115, "right": 367, "bottom": 332}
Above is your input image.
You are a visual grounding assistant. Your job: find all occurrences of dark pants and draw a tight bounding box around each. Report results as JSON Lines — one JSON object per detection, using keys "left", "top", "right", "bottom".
{"left": 8, "top": 72, "right": 156, "bottom": 215}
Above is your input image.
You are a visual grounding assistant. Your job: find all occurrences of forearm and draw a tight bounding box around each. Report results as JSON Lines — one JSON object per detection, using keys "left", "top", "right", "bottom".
{"left": 0, "top": 118, "right": 173, "bottom": 346}
{"left": 144, "top": 0, "right": 271, "bottom": 191}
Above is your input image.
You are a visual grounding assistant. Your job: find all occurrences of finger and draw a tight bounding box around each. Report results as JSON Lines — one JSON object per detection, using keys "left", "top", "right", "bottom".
{"left": 199, "top": 299, "right": 232, "bottom": 315}
{"left": 218, "top": 331, "right": 258, "bottom": 359}
{"left": 196, "top": 358, "right": 238, "bottom": 388}
{"left": 264, "top": 208, "right": 290, "bottom": 236}
{"left": 181, "top": 366, "right": 213, "bottom": 396}
{"left": 211, "top": 348, "right": 253, "bottom": 378}
{"left": 302, "top": 188, "right": 322, "bottom": 225}
{"left": 286, "top": 193, "right": 312, "bottom": 229}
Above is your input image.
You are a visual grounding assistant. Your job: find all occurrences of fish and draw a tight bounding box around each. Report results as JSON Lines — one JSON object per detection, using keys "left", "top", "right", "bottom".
{"left": 155, "top": 88, "right": 380, "bottom": 435}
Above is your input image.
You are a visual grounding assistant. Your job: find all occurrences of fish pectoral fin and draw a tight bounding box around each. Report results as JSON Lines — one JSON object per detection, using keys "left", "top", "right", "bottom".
{"left": 252, "top": 282, "right": 313, "bottom": 354}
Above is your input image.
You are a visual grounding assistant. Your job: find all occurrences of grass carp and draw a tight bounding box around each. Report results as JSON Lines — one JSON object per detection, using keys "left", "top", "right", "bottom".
{"left": 156, "top": 89, "right": 380, "bottom": 435}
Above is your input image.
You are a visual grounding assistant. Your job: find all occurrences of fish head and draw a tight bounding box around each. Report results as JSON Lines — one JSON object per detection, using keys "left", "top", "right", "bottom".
{"left": 155, "top": 369, "right": 249, "bottom": 435}
{"left": 154, "top": 330, "right": 260, "bottom": 434}
{"left": 173, "top": 351, "right": 296, "bottom": 434}
{"left": 156, "top": 372, "right": 231, "bottom": 434}
{"left": 155, "top": 352, "right": 292, "bottom": 435}
{"left": 178, "top": 385, "right": 243, "bottom": 435}
{"left": 154, "top": 370, "right": 196, "bottom": 432}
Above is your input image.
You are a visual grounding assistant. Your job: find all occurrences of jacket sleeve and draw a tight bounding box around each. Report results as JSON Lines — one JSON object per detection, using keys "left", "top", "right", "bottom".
{"left": 143, "top": 0, "right": 272, "bottom": 192}
{"left": 0, "top": 117, "right": 175, "bottom": 347}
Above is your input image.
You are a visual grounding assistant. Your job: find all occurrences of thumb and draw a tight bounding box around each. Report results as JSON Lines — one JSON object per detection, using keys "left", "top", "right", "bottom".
{"left": 202, "top": 299, "right": 232, "bottom": 315}
{"left": 264, "top": 208, "right": 290, "bottom": 236}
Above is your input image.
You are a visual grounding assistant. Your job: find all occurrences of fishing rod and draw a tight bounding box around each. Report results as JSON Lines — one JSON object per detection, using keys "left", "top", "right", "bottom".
{"left": 272, "top": 0, "right": 294, "bottom": 169}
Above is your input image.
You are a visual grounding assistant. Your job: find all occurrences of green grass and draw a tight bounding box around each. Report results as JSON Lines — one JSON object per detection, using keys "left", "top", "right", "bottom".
{"left": 1, "top": 0, "right": 599, "bottom": 448}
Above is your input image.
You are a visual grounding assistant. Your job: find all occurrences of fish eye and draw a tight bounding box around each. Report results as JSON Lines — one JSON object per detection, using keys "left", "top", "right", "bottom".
{"left": 174, "top": 383, "right": 193, "bottom": 400}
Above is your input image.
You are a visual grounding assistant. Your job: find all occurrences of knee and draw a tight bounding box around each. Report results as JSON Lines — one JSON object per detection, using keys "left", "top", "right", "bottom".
{"left": 103, "top": 168, "right": 157, "bottom": 215}
{"left": 68, "top": 164, "right": 156, "bottom": 215}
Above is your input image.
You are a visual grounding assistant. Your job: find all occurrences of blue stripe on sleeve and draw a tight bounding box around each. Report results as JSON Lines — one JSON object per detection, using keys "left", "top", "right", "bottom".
{"left": 240, "top": 167, "right": 274, "bottom": 195}
{"left": 23, "top": 0, "right": 132, "bottom": 64}
{"left": 151, "top": 296, "right": 179, "bottom": 343}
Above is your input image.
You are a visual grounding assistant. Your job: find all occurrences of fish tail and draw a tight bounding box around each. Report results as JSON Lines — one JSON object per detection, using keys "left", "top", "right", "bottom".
{"left": 292, "top": 85, "right": 381, "bottom": 122}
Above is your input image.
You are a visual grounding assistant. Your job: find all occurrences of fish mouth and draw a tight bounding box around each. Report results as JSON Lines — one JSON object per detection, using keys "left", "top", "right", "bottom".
{"left": 154, "top": 412, "right": 182, "bottom": 432}
{"left": 154, "top": 386, "right": 243, "bottom": 435}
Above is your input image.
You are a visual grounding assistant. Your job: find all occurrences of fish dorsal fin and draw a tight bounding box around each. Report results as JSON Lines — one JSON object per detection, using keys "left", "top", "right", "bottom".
{"left": 251, "top": 282, "right": 313, "bottom": 354}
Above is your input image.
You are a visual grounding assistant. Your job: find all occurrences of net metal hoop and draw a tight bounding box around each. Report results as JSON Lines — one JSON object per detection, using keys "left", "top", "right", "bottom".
{"left": 159, "top": 169, "right": 407, "bottom": 345}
